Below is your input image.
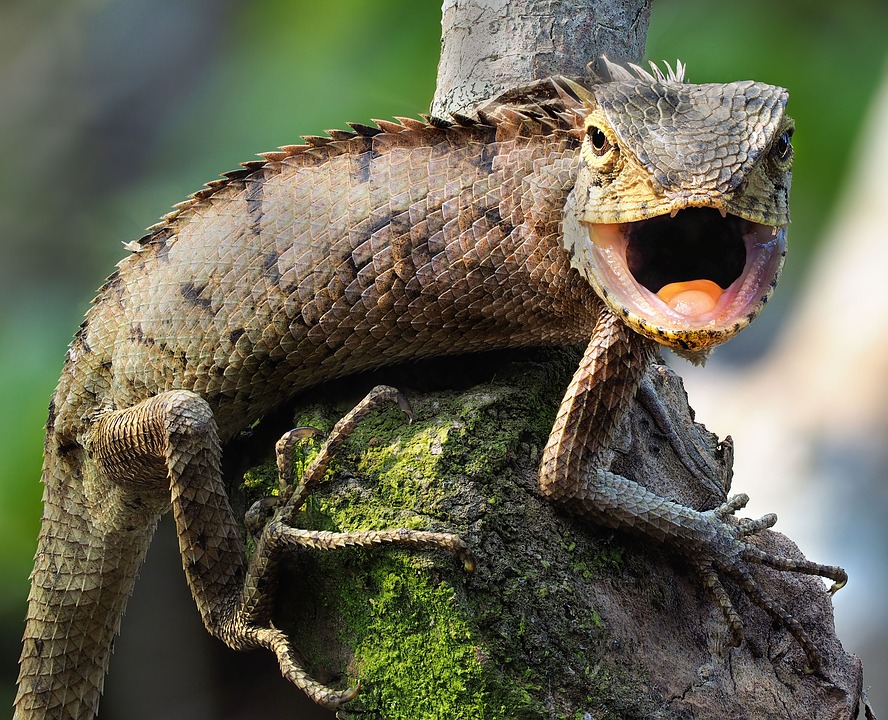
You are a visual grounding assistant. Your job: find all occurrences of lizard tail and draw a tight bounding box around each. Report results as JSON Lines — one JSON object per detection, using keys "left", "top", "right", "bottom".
{"left": 14, "top": 450, "right": 162, "bottom": 720}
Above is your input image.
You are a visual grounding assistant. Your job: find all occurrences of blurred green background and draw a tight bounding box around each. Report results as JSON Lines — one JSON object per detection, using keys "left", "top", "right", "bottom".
{"left": 1, "top": 0, "right": 886, "bottom": 717}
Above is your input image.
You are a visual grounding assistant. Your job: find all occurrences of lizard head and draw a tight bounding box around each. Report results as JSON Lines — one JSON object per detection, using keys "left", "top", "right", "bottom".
{"left": 563, "top": 63, "right": 793, "bottom": 360}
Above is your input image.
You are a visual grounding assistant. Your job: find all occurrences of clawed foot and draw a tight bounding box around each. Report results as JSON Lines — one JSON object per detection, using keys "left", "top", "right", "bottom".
{"left": 692, "top": 493, "right": 846, "bottom": 673}
{"left": 236, "top": 385, "right": 474, "bottom": 708}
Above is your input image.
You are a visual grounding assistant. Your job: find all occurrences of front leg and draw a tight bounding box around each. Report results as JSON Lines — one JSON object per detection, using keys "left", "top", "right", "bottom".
{"left": 539, "top": 312, "right": 847, "bottom": 671}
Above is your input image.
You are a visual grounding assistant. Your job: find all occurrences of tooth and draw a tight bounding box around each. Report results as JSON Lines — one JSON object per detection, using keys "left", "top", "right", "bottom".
{"left": 670, "top": 208, "right": 679, "bottom": 218}
{"left": 718, "top": 207, "right": 727, "bottom": 219}
{"left": 772, "top": 226, "right": 778, "bottom": 236}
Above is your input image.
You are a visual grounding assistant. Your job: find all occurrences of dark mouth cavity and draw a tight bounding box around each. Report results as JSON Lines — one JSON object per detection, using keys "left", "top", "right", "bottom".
{"left": 625, "top": 208, "right": 747, "bottom": 293}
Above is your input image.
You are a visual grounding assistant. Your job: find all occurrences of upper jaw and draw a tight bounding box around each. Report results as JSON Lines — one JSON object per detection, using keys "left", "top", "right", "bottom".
{"left": 565, "top": 201, "right": 787, "bottom": 354}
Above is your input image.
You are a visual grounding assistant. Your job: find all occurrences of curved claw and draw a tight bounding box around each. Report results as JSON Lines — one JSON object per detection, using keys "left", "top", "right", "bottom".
{"left": 287, "top": 426, "right": 326, "bottom": 441}
{"left": 828, "top": 573, "right": 848, "bottom": 594}
{"left": 305, "top": 680, "right": 361, "bottom": 709}
{"left": 395, "top": 391, "right": 414, "bottom": 423}
{"left": 275, "top": 426, "right": 325, "bottom": 490}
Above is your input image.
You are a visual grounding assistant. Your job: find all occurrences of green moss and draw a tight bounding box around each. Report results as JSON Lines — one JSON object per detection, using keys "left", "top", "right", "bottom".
{"left": 242, "top": 463, "right": 278, "bottom": 501}
{"left": 337, "top": 556, "right": 490, "bottom": 718}
{"left": 591, "top": 546, "right": 624, "bottom": 572}
{"left": 281, "top": 534, "right": 543, "bottom": 719}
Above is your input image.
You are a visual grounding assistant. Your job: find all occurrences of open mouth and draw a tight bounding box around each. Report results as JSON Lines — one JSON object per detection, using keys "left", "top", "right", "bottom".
{"left": 583, "top": 208, "right": 786, "bottom": 349}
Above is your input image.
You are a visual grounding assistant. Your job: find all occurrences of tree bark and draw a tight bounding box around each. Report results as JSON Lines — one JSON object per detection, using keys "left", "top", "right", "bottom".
{"left": 431, "top": 0, "right": 649, "bottom": 117}
{"left": 261, "top": 1, "right": 866, "bottom": 717}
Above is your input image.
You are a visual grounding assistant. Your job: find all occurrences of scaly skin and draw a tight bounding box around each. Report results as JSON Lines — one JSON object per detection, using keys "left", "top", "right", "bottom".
{"left": 15, "top": 64, "right": 846, "bottom": 719}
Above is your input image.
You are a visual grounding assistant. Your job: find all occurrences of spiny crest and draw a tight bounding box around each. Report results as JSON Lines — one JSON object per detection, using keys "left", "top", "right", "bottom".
{"left": 132, "top": 82, "right": 587, "bottom": 250}
{"left": 476, "top": 76, "right": 593, "bottom": 138}
{"left": 595, "top": 56, "right": 687, "bottom": 84}
{"left": 134, "top": 115, "right": 442, "bottom": 245}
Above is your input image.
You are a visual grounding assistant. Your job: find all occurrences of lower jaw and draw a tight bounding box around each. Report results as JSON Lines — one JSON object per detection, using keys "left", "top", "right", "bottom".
{"left": 580, "top": 219, "right": 786, "bottom": 350}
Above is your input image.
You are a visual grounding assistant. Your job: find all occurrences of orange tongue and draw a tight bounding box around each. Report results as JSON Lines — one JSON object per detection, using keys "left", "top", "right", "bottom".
{"left": 656, "top": 279, "right": 723, "bottom": 316}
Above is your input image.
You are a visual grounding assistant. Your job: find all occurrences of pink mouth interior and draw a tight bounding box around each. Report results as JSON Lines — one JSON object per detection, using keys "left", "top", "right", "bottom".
{"left": 585, "top": 208, "right": 785, "bottom": 331}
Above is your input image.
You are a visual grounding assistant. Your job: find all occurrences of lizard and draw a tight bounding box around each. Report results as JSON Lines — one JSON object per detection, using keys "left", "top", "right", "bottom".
{"left": 14, "top": 59, "right": 848, "bottom": 719}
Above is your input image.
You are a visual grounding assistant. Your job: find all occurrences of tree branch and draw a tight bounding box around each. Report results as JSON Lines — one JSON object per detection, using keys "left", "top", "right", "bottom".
{"left": 431, "top": 0, "right": 650, "bottom": 117}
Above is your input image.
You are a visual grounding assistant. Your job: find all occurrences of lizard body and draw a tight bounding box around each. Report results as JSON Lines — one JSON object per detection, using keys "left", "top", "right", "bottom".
{"left": 16, "top": 63, "right": 845, "bottom": 719}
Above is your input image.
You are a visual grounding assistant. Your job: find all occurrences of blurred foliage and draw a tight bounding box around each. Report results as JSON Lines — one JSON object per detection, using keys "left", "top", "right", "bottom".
{"left": 0, "top": 0, "right": 885, "bottom": 712}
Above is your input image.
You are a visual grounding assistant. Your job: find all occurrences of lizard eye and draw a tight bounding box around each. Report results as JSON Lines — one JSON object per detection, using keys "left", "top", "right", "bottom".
{"left": 587, "top": 125, "right": 611, "bottom": 156}
{"left": 773, "top": 130, "right": 792, "bottom": 161}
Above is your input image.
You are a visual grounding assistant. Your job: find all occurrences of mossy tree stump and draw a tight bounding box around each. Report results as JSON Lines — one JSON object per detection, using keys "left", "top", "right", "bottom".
{"left": 241, "top": 348, "right": 863, "bottom": 719}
